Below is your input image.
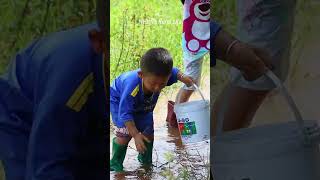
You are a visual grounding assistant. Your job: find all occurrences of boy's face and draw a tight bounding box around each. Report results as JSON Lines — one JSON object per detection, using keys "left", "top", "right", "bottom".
{"left": 138, "top": 71, "right": 170, "bottom": 94}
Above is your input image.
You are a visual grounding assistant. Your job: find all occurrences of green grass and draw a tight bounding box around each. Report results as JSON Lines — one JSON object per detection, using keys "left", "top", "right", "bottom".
{"left": 110, "top": 0, "right": 211, "bottom": 97}
{"left": 0, "top": 161, "right": 4, "bottom": 180}
{"left": 110, "top": 0, "right": 184, "bottom": 81}
{"left": 0, "top": 0, "right": 97, "bottom": 74}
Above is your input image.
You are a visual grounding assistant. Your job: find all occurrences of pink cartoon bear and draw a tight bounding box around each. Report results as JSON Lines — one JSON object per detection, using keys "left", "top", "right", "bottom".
{"left": 183, "top": 0, "right": 210, "bottom": 53}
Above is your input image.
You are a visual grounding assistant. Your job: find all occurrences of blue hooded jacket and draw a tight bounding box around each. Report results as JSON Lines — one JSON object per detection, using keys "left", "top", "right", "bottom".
{"left": 0, "top": 23, "right": 107, "bottom": 179}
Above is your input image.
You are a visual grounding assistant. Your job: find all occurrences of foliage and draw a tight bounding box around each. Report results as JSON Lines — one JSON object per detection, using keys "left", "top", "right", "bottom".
{"left": 110, "top": 0, "right": 185, "bottom": 81}
{"left": 0, "top": 0, "right": 97, "bottom": 74}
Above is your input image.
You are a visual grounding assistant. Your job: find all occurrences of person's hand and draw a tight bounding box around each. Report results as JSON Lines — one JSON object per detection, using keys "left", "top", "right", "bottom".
{"left": 227, "top": 42, "right": 274, "bottom": 81}
{"left": 182, "top": 75, "right": 194, "bottom": 87}
{"left": 133, "top": 132, "right": 151, "bottom": 153}
{"left": 178, "top": 71, "right": 195, "bottom": 87}
{"left": 213, "top": 29, "right": 273, "bottom": 81}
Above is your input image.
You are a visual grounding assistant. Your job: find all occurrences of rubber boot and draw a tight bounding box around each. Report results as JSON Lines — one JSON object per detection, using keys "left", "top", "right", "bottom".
{"left": 166, "top": 101, "right": 178, "bottom": 128}
{"left": 110, "top": 137, "right": 128, "bottom": 172}
{"left": 137, "top": 141, "right": 153, "bottom": 165}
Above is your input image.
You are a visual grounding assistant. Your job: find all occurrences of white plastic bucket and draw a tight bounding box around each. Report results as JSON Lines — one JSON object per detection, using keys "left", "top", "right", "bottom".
{"left": 211, "top": 71, "right": 320, "bottom": 180}
{"left": 174, "top": 84, "right": 210, "bottom": 144}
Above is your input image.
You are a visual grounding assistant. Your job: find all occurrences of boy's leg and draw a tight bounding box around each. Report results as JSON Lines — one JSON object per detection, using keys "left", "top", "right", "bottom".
{"left": 211, "top": 0, "right": 296, "bottom": 135}
{"left": 176, "top": 58, "right": 204, "bottom": 103}
{"left": 137, "top": 134, "right": 154, "bottom": 165}
{"left": 135, "top": 116, "right": 154, "bottom": 166}
{"left": 110, "top": 105, "right": 130, "bottom": 172}
{"left": 110, "top": 127, "right": 131, "bottom": 172}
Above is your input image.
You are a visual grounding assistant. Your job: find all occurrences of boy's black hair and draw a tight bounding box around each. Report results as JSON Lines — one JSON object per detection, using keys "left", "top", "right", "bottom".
{"left": 140, "top": 48, "right": 173, "bottom": 77}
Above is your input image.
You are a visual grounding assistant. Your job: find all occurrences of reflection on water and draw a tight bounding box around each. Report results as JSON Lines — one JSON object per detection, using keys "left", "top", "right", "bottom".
{"left": 110, "top": 72, "right": 210, "bottom": 179}
{"left": 110, "top": 125, "right": 210, "bottom": 179}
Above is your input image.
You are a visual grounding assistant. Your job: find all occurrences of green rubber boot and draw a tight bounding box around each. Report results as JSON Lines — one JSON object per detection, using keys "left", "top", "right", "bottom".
{"left": 110, "top": 137, "right": 128, "bottom": 172}
{"left": 137, "top": 141, "right": 153, "bottom": 165}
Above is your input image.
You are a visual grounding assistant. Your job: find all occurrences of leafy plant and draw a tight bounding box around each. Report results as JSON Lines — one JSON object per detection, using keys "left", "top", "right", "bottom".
{"left": 0, "top": 0, "right": 97, "bottom": 74}
{"left": 110, "top": 0, "right": 184, "bottom": 81}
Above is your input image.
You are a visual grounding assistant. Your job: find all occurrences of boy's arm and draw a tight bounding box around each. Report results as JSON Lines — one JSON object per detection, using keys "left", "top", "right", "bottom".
{"left": 26, "top": 60, "right": 94, "bottom": 179}
{"left": 118, "top": 81, "right": 150, "bottom": 153}
{"left": 166, "top": 67, "right": 180, "bottom": 86}
{"left": 124, "top": 120, "right": 139, "bottom": 137}
{"left": 124, "top": 121, "right": 150, "bottom": 153}
{"left": 166, "top": 68, "right": 194, "bottom": 87}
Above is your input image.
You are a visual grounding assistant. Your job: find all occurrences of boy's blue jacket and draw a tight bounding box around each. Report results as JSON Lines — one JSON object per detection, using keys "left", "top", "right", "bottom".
{"left": 0, "top": 23, "right": 107, "bottom": 179}
{"left": 110, "top": 68, "right": 179, "bottom": 131}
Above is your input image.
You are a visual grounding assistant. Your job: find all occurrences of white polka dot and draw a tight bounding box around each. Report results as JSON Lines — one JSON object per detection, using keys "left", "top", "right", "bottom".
{"left": 188, "top": 39, "right": 199, "bottom": 51}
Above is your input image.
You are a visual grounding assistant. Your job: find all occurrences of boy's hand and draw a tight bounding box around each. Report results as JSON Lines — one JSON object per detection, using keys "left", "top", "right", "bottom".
{"left": 125, "top": 120, "right": 150, "bottom": 153}
{"left": 133, "top": 133, "right": 151, "bottom": 153}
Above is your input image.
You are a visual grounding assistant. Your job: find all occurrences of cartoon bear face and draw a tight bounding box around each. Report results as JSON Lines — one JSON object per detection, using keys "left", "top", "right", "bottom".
{"left": 183, "top": 0, "right": 210, "bottom": 53}
{"left": 193, "top": 0, "right": 210, "bottom": 21}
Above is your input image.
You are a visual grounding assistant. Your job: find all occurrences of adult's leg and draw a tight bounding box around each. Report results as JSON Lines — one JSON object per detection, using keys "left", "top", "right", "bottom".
{"left": 176, "top": 58, "right": 204, "bottom": 103}
{"left": 211, "top": 84, "right": 270, "bottom": 135}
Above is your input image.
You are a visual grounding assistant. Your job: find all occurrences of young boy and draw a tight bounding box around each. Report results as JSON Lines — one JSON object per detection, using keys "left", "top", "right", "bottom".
{"left": 110, "top": 48, "right": 193, "bottom": 172}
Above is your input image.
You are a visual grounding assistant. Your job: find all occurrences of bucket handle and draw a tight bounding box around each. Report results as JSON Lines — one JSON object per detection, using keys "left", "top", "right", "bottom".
{"left": 216, "top": 70, "right": 305, "bottom": 138}
{"left": 175, "top": 83, "right": 207, "bottom": 105}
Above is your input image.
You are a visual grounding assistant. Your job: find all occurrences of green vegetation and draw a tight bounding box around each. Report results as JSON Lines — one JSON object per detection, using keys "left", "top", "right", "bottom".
{"left": 110, "top": 0, "right": 211, "bottom": 81}
{"left": 0, "top": 0, "right": 97, "bottom": 74}
{"left": 110, "top": 0, "right": 210, "bottom": 96}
